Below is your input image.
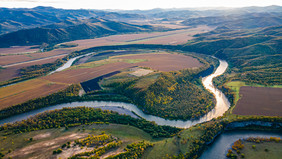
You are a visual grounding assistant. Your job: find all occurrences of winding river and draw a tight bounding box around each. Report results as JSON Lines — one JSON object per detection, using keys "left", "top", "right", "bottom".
{"left": 0, "top": 59, "right": 230, "bottom": 128}
{"left": 1, "top": 57, "right": 281, "bottom": 158}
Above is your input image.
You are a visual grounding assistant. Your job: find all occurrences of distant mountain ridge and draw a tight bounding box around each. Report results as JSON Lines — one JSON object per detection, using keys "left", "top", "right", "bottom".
{"left": 116, "top": 5, "right": 282, "bottom": 20}
{"left": 182, "top": 12, "right": 282, "bottom": 29}
{"left": 0, "top": 18, "right": 165, "bottom": 48}
{"left": 0, "top": 6, "right": 146, "bottom": 34}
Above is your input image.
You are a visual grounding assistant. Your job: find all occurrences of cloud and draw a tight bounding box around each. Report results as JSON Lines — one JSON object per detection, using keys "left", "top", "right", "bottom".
{"left": 0, "top": 0, "right": 57, "bottom": 3}
{"left": 1, "top": 0, "right": 37, "bottom": 2}
{"left": 0, "top": 0, "right": 281, "bottom": 10}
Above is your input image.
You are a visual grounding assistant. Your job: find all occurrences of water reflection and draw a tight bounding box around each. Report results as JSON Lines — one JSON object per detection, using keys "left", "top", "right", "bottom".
{"left": 1, "top": 59, "right": 230, "bottom": 128}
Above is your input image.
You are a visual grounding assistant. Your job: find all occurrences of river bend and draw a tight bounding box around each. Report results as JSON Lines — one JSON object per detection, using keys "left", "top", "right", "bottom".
{"left": 0, "top": 59, "right": 230, "bottom": 128}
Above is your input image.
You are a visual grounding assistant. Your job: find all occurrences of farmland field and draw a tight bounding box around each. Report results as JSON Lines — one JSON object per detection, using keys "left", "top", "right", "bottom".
{"left": 0, "top": 52, "right": 203, "bottom": 108}
{"left": 0, "top": 50, "right": 69, "bottom": 66}
{"left": 115, "top": 53, "right": 203, "bottom": 71}
{"left": 0, "top": 26, "right": 211, "bottom": 83}
{"left": 233, "top": 86, "right": 282, "bottom": 116}
{"left": 70, "top": 26, "right": 212, "bottom": 49}
{"left": 1, "top": 4, "right": 282, "bottom": 159}
{"left": 0, "top": 79, "right": 68, "bottom": 109}
{"left": 0, "top": 45, "right": 39, "bottom": 55}
{"left": 0, "top": 53, "right": 67, "bottom": 82}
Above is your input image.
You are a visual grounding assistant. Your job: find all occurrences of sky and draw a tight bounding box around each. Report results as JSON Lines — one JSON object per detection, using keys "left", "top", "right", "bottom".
{"left": 0, "top": 0, "right": 282, "bottom": 10}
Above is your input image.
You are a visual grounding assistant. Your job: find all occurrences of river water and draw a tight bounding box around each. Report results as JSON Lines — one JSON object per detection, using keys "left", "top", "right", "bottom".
{"left": 48, "top": 52, "right": 94, "bottom": 75}
{"left": 200, "top": 130, "right": 282, "bottom": 159}
{"left": 0, "top": 52, "right": 95, "bottom": 88}
{"left": 0, "top": 57, "right": 280, "bottom": 158}
{"left": 0, "top": 59, "right": 230, "bottom": 128}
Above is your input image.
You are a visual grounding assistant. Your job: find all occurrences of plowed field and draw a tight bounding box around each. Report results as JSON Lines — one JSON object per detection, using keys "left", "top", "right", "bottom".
{"left": 233, "top": 86, "right": 282, "bottom": 116}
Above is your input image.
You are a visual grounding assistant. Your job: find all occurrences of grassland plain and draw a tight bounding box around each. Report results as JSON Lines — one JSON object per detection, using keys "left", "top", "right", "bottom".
{"left": 227, "top": 137, "right": 282, "bottom": 159}
{"left": 0, "top": 124, "right": 156, "bottom": 159}
{"left": 240, "top": 140, "right": 282, "bottom": 159}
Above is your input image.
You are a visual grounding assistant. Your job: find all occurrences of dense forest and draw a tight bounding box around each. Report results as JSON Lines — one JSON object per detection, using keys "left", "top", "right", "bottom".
{"left": 104, "top": 68, "right": 215, "bottom": 120}
{"left": 183, "top": 26, "right": 282, "bottom": 86}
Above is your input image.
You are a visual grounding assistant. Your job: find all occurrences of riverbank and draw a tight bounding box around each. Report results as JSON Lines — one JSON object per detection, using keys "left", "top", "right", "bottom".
{"left": 0, "top": 59, "right": 230, "bottom": 128}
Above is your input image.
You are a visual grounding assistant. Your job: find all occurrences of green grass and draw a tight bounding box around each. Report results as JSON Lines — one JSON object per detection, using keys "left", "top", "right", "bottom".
{"left": 0, "top": 124, "right": 157, "bottom": 158}
{"left": 101, "top": 68, "right": 159, "bottom": 90}
{"left": 143, "top": 137, "right": 179, "bottom": 159}
{"left": 134, "top": 73, "right": 159, "bottom": 89}
{"left": 239, "top": 141, "right": 282, "bottom": 159}
{"left": 143, "top": 125, "right": 205, "bottom": 158}
{"left": 123, "top": 59, "right": 147, "bottom": 63}
{"left": 70, "top": 58, "right": 147, "bottom": 69}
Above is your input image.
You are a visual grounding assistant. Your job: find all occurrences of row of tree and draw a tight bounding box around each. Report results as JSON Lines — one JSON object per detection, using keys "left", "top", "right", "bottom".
{"left": 106, "top": 141, "right": 153, "bottom": 159}
{"left": 1, "top": 107, "right": 181, "bottom": 138}
{"left": 0, "top": 84, "right": 81, "bottom": 120}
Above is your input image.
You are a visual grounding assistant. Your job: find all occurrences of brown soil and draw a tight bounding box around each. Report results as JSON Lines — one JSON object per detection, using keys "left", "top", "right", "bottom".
{"left": 116, "top": 53, "right": 203, "bottom": 71}
{"left": 57, "top": 145, "right": 92, "bottom": 159}
{"left": 0, "top": 54, "right": 66, "bottom": 82}
{"left": 0, "top": 25, "right": 212, "bottom": 82}
{"left": 130, "top": 68, "right": 153, "bottom": 77}
{"left": 0, "top": 45, "right": 39, "bottom": 55}
{"left": 7, "top": 133, "right": 88, "bottom": 159}
{"left": 33, "top": 132, "right": 52, "bottom": 140}
{"left": 0, "top": 79, "right": 68, "bottom": 109}
{"left": 100, "top": 147, "right": 125, "bottom": 159}
{"left": 233, "top": 86, "right": 282, "bottom": 116}
{"left": 42, "top": 62, "right": 135, "bottom": 84}
{"left": 0, "top": 49, "right": 69, "bottom": 66}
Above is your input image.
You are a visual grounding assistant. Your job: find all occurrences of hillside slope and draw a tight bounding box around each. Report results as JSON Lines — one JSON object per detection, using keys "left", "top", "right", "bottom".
{"left": 183, "top": 25, "right": 282, "bottom": 85}
{"left": 0, "top": 6, "right": 145, "bottom": 34}
{"left": 0, "top": 18, "right": 164, "bottom": 48}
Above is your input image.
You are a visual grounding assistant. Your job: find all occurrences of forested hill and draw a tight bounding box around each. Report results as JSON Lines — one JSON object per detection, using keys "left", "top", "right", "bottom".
{"left": 181, "top": 12, "right": 282, "bottom": 29}
{"left": 183, "top": 25, "right": 282, "bottom": 85}
{"left": 0, "top": 6, "right": 145, "bottom": 34}
{"left": 0, "top": 18, "right": 164, "bottom": 48}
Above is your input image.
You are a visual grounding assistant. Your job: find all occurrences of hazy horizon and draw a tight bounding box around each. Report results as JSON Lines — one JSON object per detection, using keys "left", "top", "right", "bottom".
{"left": 1, "top": 0, "right": 282, "bottom": 10}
